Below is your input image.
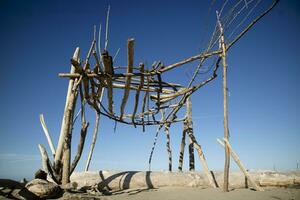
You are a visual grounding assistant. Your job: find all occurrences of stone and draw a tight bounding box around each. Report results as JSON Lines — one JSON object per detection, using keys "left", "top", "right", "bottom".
{"left": 35, "top": 169, "right": 47, "bottom": 180}
{"left": 25, "top": 179, "right": 62, "bottom": 199}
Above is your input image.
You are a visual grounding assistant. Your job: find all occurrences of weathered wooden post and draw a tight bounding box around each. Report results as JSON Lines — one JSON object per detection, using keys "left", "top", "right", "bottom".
{"left": 55, "top": 47, "right": 80, "bottom": 185}
{"left": 217, "top": 11, "right": 230, "bottom": 192}
{"left": 186, "top": 98, "right": 195, "bottom": 171}
{"left": 178, "top": 120, "right": 186, "bottom": 171}
{"left": 165, "top": 122, "right": 172, "bottom": 172}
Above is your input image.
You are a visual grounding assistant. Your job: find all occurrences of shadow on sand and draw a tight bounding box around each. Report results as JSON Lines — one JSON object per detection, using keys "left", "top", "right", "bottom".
{"left": 97, "top": 171, "right": 156, "bottom": 195}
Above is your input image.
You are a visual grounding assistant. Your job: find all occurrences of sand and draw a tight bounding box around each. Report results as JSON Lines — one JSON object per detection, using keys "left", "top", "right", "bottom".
{"left": 60, "top": 187, "right": 300, "bottom": 200}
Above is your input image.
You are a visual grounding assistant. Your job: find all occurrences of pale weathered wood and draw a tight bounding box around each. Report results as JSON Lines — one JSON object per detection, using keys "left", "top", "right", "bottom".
{"left": 178, "top": 119, "right": 187, "bottom": 171}
{"left": 186, "top": 98, "right": 195, "bottom": 171}
{"left": 85, "top": 111, "right": 100, "bottom": 171}
{"left": 70, "top": 122, "right": 89, "bottom": 174}
{"left": 132, "top": 63, "right": 144, "bottom": 125}
{"left": 38, "top": 144, "right": 59, "bottom": 183}
{"left": 120, "top": 38, "right": 134, "bottom": 120}
{"left": 55, "top": 47, "right": 80, "bottom": 165}
{"left": 104, "top": 5, "right": 110, "bottom": 51}
{"left": 159, "top": 50, "right": 222, "bottom": 73}
{"left": 61, "top": 82, "right": 79, "bottom": 185}
{"left": 39, "top": 114, "right": 56, "bottom": 157}
{"left": 187, "top": 132, "right": 217, "bottom": 188}
{"left": 217, "top": 12, "right": 230, "bottom": 192}
{"left": 164, "top": 121, "right": 172, "bottom": 172}
{"left": 217, "top": 138, "right": 264, "bottom": 191}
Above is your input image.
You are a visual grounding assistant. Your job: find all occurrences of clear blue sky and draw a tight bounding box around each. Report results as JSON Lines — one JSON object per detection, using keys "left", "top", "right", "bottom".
{"left": 0, "top": 0, "right": 299, "bottom": 180}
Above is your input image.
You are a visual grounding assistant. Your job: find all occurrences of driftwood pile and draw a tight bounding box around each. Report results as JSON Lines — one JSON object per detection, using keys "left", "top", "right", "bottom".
{"left": 36, "top": 0, "right": 279, "bottom": 194}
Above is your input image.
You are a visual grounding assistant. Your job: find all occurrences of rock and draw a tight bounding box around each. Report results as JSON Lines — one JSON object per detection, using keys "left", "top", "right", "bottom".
{"left": 10, "top": 188, "right": 38, "bottom": 200}
{"left": 25, "top": 179, "right": 62, "bottom": 199}
{"left": 35, "top": 169, "right": 47, "bottom": 180}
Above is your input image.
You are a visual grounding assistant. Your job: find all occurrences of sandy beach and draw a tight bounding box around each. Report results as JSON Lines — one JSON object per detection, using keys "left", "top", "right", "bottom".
{"left": 59, "top": 187, "right": 300, "bottom": 200}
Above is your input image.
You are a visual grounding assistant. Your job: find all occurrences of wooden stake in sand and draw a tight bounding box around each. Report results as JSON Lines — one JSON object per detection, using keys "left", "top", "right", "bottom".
{"left": 217, "top": 138, "right": 264, "bottom": 191}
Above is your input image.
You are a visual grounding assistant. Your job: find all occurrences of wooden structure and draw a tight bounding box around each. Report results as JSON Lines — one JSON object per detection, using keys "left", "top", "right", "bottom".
{"left": 37, "top": 0, "right": 279, "bottom": 192}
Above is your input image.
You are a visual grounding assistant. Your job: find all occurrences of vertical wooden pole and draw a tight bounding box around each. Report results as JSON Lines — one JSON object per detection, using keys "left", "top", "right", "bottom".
{"left": 217, "top": 12, "right": 230, "bottom": 192}
{"left": 61, "top": 87, "right": 78, "bottom": 185}
{"left": 186, "top": 98, "right": 195, "bottom": 171}
{"left": 55, "top": 48, "right": 80, "bottom": 185}
{"left": 178, "top": 120, "right": 186, "bottom": 171}
{"left": 55, "top": 48, "right": 80, "bottom": 165}
{"left": 165, "top": 122, "right": 172, "bottom": 172}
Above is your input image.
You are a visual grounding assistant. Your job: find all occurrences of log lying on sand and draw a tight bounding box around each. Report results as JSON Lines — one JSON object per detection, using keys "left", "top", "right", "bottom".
{"left": 70, "top": 171, "right": 300, "bottom": 191}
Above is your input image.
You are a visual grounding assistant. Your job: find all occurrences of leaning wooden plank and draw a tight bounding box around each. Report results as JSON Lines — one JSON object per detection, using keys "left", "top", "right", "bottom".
{"left": 102, "top": 51, "right": 114, "bottom": 115}
{"left": 187, "top": 132, "right": 217, "bottom": 188}
{"left": 217, "top": 138, "right": 264, "bottom": 191}
{"left": 120, "top": 38, "right": 134, "bottom": 120}
{"left": 55, "top": 47, "right": 80, "bottom": 166}
{"left": 39, "top": 114, "right": 56, "bottom": 157}
{"left": 131, "top": 63, "right": 144, "bottom": 125}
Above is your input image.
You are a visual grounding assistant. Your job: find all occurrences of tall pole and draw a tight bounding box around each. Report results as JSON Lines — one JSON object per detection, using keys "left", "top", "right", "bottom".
{"left": 217, "top": 12, "right": 230, "bottom": 192}
{"left": 60, "top": 48, "right": 80, "bottom": 185}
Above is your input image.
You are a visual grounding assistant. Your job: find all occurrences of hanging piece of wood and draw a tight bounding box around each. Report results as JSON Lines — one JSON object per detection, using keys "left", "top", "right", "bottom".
{"left": 39, "top": 114, "right": 56, "bottom": 157}
{"left": 102, "top": 51, "right": 114, "bottom": 115}
{"left": 120, "top": 38, "right": 134, "bottom": 120}
{"left": 132, "top": 63, "right": 144, "bottom": 126}
{"left": 217, "top": 138, "right": 264, "bottom": 191}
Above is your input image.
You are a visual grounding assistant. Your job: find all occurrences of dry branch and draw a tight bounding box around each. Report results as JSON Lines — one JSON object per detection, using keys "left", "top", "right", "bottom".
{"left": 38, "top": 144, "right": 59, "bottom": 183}
{"left": 39, "top": 114, "right": 56, "bottom": 157}
{"left": 70, "top": 122, "right": 89, "bottom": 175}
{"left": 85, "top": 111, "right": 100, "bottom": 171}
